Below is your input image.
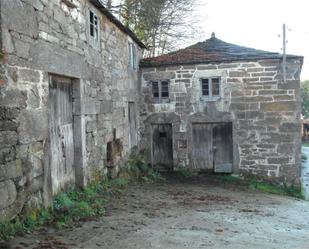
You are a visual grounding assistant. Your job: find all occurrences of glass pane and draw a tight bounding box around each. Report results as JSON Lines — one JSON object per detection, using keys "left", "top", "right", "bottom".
{"left": 161, "top": 81, "right": 169, "bottom": 98}
{"left": 212, "top": 78, "right": 220, "bottom": 96}
{"left": 90, "top": 24, "right": 94, "bottom": 37}
{"left": 95, "top": 27, "right": 98, "bottom": 41}
{"left": 201, "top": 79, "right": 209, "bottom": 96}
{"left": 90, "top": 11, "right": 94, "bottom": 24}
{"left": 152, "top": 82, "right": 159, "bottom": 98}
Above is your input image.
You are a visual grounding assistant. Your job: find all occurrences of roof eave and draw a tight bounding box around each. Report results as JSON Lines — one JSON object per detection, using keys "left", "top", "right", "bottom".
{"left": 140, "top": 55, "right": 304, "bottom": 68}
{"left": 89, "top": 0, "right": 147, "bottom": 49}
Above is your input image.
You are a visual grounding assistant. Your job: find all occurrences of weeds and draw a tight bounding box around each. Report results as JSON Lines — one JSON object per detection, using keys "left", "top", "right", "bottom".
{"left": 213, "top": 175, "right": 304, "bottom": 199}
{"left": 174, "top": 167, "right": 195, "bottom": 177}
{"left": 249, "top": 180, "right": 304, "bottom": 199}
{"left": 0, "top": 154, "right": 163, "bottom": 241}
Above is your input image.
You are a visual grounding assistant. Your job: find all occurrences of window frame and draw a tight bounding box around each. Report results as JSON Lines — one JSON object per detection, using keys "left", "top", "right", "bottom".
{"left": 151, "top": 80, "right": 170, "bottom": 103}
{"left": 129, "top": 42, "right": 137, "bottom": 70}
{"left": 88, "top": 9, "right": 100, "bottom": 49}
{"left": 200, "top": 77, "right": 221, "bottom": 101}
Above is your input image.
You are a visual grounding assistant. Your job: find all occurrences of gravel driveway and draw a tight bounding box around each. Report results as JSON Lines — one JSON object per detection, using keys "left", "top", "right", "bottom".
{"left": 5, "top": 175, "right": 309, "bottom": 249}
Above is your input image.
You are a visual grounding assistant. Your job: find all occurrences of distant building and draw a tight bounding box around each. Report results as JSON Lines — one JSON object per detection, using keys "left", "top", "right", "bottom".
{"left": 139, "top": 33, "right": 303, "bottom": 184}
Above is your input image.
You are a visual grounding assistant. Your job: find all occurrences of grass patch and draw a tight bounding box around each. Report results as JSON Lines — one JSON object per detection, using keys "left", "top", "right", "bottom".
{"left": 0, "top": 154, "right": 163, "bottom": 241}
{"left": 249, "top": 181, "right": 305, "bottom": 199}
{"left": 174, "top": 167, "right": 195, "bottom": 177}
{"left": 213, "top": 174, "right": 304, "bottom": 199}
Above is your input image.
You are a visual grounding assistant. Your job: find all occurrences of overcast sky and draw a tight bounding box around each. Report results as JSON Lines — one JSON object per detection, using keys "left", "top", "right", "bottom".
{"left": 188, "top": 0, "right": 309, "bottom": 80}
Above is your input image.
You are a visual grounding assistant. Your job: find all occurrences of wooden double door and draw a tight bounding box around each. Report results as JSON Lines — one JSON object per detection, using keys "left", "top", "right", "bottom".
{"left": 192, "top": 123, "right": 233, "bottom": 173}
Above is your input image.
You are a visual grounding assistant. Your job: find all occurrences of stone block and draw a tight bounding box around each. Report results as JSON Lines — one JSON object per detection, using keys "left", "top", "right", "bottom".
{"left": 229, "top": 71, "right": 247, "bottom": 77}
{"left": 0, "top": 107, "right": 20, "bottom": 121}
{"left": 261, "top": 133, "right": 294, "bottom": 143}
{"left": 273, "top": 95, "right": 294, "bottom": 101}
{"left": 18, "top": 69, "right": 41, "bottom": 83}
{"left": 0, "top": 89, "right": 27, "bottom": 108}
{"left": 143, "top": 71, "right": 176, "bottom": 81}
{"left": 0, "top": 161, "right": 23, "bottom": 181}
{"left": 22, "top": 0, "right": 44, "bottom": 11}
{"left": 258, "top": 60, "right": 280, "bottom": 67}
{"left": 267, "top": 157, "right": 290, "bottom": 164}
{"left": 278, "top": 81, "right": 299, "bottom": 90}
{"left": 0, "top": 120, "right": 18, "bottom": 131}
{"left": 18, "top": 109, "right": 48, "bottom": 144}
{"left": 100, "top": 101, "right": 113, "bottom": 114}
{"left": 2, "top": 29, "right": 15, "bottom": 54}
{"left": 260, "top": 101, "right": 296, "bottom": 112}
{"left": 2, "top": 0, "right": 38, "bottom": 38}
{"left": 14, "top": 39, "right": 31, "bottom": 59}
{"left": 0, "top": 148, "right": 16, "bottom": 163}
{"left": 0, "top": 180, "right": 17, "bottom": 209}
{"left": 27, "top": 86, "right": 41, "bottom": 108}
{"left": 258, "top": 90, "right": 287, "bottom": 95}
{"left": 279, "top": 123, "right": 301, "bottom": 133}
{"left": 196, "top": 65, "right": 217, "bottom": 70}
{"left": 0, "top": 131, "right": 18, "bottom": 149}
{"left": 86, "top": 121, "right": 97, "bottom": 133}
{"left": 83, "top": 101, "right": 100, "bottom": 115}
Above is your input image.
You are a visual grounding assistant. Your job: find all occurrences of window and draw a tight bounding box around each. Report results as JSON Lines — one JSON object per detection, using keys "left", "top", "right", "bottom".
{"left": 89, "top": 10, "right": 100, "bottom": 48}
{"left": 201, "top": 77, "right": 221, "bottom": 100}
{"left": 151, "top": 80, "right": 170, "bottom": 102}
{"left": 129, "top": 43, "right": 137, "bottom": 69}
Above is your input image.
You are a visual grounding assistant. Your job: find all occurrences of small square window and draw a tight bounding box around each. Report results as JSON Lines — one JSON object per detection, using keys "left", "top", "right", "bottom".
{"left": 201, "top": 77, "right": 221, "bottom": 100}
{"left": 151, "top": 80, "right": 170, "bottom": 103}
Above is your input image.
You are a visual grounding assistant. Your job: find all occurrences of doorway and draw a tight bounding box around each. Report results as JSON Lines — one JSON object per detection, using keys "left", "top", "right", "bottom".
{"left": 49, "top": 75, "right": 75, "bottom": 194}
{"left": 192, "top": 122, "right": 233, "bottom": 173}
{"left": 152, "top": 124, "right": 173, "bottom": 171}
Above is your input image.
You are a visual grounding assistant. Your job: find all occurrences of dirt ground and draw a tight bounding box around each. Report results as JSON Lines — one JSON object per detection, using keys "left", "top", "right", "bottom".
{"left": 4, "top": 175, "right": 309, "bottom": 249}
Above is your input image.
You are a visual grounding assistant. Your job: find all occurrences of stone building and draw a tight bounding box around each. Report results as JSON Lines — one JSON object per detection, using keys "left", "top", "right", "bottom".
{"left": 139, "top": 33, "right": 303, "bottom": 185}
{"left": 0, "top": 0, "right": 145, "bottom": 220}
{"left": 0, "top": 0, "right": 304, "bottom": 223}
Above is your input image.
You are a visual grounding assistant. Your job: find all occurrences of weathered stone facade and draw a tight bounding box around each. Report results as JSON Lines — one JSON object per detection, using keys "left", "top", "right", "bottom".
{"left": 140, "top": 38, "right": 303, "bottom": 185}
{"left": 0, "top": 0, "right": 143, "bottom": 221}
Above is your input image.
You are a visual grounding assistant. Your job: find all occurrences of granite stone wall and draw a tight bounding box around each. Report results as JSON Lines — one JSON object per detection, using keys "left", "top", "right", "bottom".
{"left": 140, "top": 58, "right": 302, "bottom": 185}
{"left": 0, "top": 0, "right": 141, "bottom": 221}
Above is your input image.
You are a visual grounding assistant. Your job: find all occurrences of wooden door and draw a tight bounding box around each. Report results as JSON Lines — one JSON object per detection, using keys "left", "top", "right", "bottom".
{"left": 192, "top": 123, "right": 213, "bottom": 170}
{"left": 128, "top": 102, "right": 137, "bottom": 148}
{"left": 49, "top": 76, "right": 75, "bottom": 194}
{"left": 213, "top": 123, "right": 233, "bottom": 173}
{"left": 152, "top": 124, "right": 173, "bottom": 170}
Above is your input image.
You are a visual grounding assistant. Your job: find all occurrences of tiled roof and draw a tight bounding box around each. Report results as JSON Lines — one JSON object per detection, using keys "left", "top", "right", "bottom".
{"left": 140, "top": 33, "right": 302, "bottom": 67}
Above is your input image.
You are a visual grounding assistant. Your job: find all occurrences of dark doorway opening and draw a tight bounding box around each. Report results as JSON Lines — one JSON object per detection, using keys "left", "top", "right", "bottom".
{"left": 152, "top": 124, "right": 173, "bottom": 171}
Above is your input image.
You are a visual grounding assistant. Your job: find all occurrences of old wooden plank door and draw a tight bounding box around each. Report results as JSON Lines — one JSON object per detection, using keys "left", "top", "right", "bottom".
{"left": 128, "top": 102, "right": 137, "bottom": 148}
{"left": 213, "top": 123, "right": 233, "bottom": 173}
{"left": 152, "top": 124, "right": 173, "bottom": 170}
{"left": 49, "top": 76, "right": 75, "bottom": 194}
{"left": 192, "top": 123, "right": 213, "bottom": 170}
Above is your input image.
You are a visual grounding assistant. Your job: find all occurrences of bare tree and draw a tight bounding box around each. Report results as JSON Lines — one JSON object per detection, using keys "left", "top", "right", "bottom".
{"left": 106, "top": 0, "right": 203, "bottom": 57}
